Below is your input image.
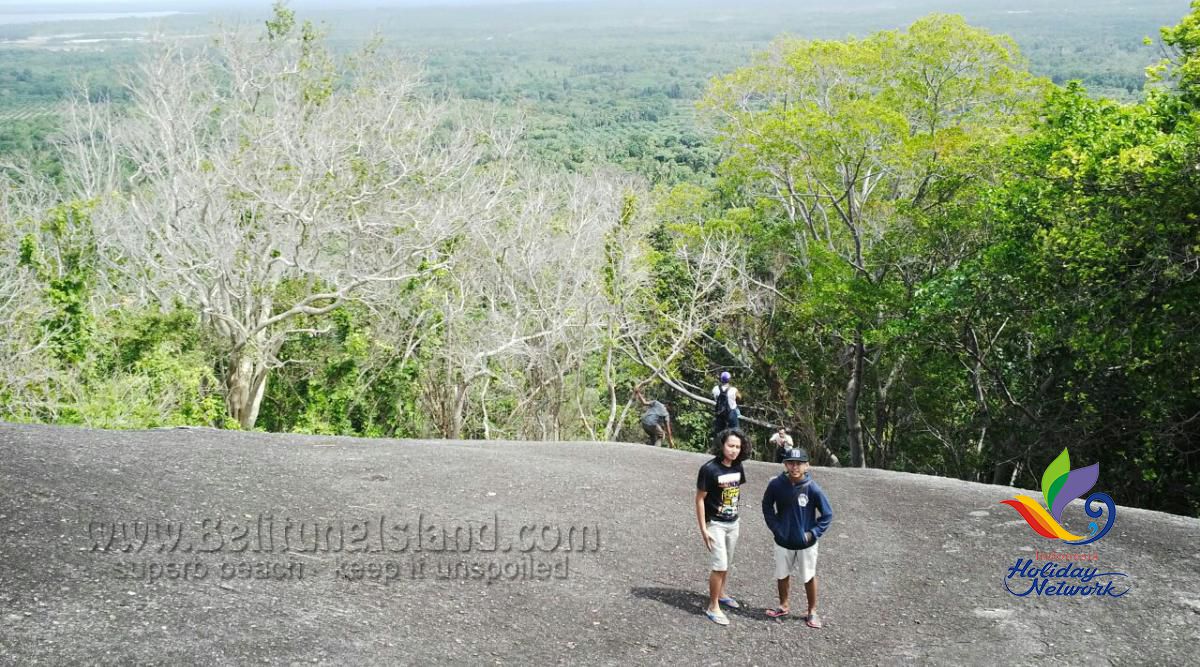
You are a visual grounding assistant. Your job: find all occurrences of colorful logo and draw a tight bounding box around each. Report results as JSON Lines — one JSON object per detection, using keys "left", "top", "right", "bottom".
{"left": 1000, "top": 448, "right": 1116, "bottom": 546}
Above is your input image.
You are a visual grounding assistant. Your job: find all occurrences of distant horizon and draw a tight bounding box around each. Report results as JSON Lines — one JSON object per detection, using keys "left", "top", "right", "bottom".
{"left": 0, "top": 11, "right": 185, "bottom": 26}
{"left": 0, "top": 0, "right": 889, "bottom": 13}
{"left": 0, "top": 0, "right": 598, "bottom": 24}
{"left": 0, "top": 0, "right": 596, "bottom": 11}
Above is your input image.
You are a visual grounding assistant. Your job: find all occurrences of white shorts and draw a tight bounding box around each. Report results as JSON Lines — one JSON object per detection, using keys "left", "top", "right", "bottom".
{"left": 774, "top": 542, "right": 819, "bottom": 582}
{"left": 706, "top": 520, "right": 740, "bottom": 572}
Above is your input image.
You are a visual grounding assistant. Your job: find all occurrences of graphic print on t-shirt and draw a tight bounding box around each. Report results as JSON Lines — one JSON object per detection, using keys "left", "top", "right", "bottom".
{"left": 717, "top": 472, "right": 741, "bottom": 518}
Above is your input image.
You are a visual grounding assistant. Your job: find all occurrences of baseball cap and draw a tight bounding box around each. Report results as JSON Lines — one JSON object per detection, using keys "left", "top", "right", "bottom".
{"left": 719, "top": 371, "right": 731, "bottom": 383}
{"left": 782, "top": 448, "right": 809, "bottom": 462}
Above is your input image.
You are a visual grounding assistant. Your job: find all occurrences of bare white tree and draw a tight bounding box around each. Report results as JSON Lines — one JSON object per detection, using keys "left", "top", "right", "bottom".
{"left": 60, "top": 10, "right": 508, "bottom": 429}
{"left": 487, "top": 170, "right": 644, "bottom": 440}
{"left": 0, "top": 170, "right": 60, "bottom": 420}
{"left": 618, "top": 229, "right": 754, "bottom": 410}
{"left": 408, "top": 167, "right": 644, "bottom": 439}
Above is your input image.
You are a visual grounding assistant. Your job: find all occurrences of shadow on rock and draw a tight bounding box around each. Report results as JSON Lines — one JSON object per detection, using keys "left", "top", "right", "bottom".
{"left": 631, "top": 587, "right": 768, "bottom": 620}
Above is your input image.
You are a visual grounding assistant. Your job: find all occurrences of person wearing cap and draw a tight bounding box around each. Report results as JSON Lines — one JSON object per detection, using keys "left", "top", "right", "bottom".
{"left": 761, "top": 447, "right": 833, "bottom": 628}
{"left": 711, "top": 371, "right": 741, "bottom": 438}
{"left": 695, "top": 427, "right": 751, "bottom": 626}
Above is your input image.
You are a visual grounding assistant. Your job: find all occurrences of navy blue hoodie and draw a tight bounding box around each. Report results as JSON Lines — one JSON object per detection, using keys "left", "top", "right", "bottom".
{"left": 761, "top": 471, "right": 833, "bottom": 550}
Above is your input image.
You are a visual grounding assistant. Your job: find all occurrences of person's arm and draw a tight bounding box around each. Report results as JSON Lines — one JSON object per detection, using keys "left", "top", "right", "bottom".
{"left": 665, "top": 415, "right": 674, "bottom": 448}
{"left": 695, "top": 490, "right": 713, "bottom": 551}
{"left": 633, "top": 386, "right": 651, "bottom": 407}
{"left": 761, "top": 482, "right": 780, "bottom": 536}
{"left": 812, "top": 485, "right": 834, "bottom": 540}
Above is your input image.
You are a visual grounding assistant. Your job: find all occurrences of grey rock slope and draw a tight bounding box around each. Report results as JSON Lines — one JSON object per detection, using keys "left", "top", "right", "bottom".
{"left": 0, "top": 423, "right": 1197, "bottom": 665}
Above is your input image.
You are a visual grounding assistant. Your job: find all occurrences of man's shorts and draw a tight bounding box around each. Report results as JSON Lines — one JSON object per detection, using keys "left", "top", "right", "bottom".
{"left": 774, "top": 542, "right": 819, "bottom": 582}
{"left": 642, "top": 422, "right": 665, "bottom": 446}
{"left": 706, "top": 520, "right": 740, "bottom": 572}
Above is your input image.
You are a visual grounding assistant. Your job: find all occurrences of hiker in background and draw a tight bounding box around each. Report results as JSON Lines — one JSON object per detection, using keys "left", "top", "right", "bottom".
{"left": 633, "top": 384, "right": 674, "bottom": 448}
{"left": 769, "top": 427, "right": 794, "bottom": 463}
{"left": 711, "top": 371, "right": 741, "bottom": 440}
{"left": 694, "top": 428, "right": 751, "bottom": 626}
{"left": 761, "top": 447, "right": 833, "bottom": 629}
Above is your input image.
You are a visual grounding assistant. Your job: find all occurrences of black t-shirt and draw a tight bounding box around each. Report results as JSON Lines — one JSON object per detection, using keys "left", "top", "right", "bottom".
{"left": 696, "top": 458, "right": 746, "bottom": 523}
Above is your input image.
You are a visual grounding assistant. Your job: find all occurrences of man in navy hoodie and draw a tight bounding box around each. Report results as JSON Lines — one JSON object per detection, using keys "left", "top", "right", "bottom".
{"left": 761, "top": 448, "right": 833, "bottom": 628}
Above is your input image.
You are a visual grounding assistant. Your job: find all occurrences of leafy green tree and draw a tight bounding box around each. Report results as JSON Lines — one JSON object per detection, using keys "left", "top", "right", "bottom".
{"left": 900, "top": 3, "right": 1200, "bottom": 514}
{"left": 17, "top": 201, "right": 97, "bottom": 365}
{"left": 952, "top": 80, "right": 1200, "bottom": 513}
{"left": 697, "top": 15, "right": 1046, "bottom": 465}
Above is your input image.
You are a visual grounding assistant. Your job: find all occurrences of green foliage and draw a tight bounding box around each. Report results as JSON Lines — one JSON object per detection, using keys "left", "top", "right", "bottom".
{"left": 18, "top": 201, "right": 98, "bottom": 364}
{"left": 100, "top": 307, "right": 231, "bottom": 427}
{"left": 72, "top": 337, "right": 231, "bottom": 430}
{"left": 9, "top": 303, "right": 234, "bottom": 429}
{"left": 264, "top": 2, "right": 296, "bottom": 42}
{"left": 258, "top": 304, "right": 425, "bottom": 438}
{"left": 2, "top": 2, "right": 1199, "bottom": 514}
{"left": 1155, "top": 0, "right": 1200, "bottom": 99}
{"left": 672, "top": 403, "right": 717, "bottom": 453}
{"left": 977, "top": 78, "right": 1200, "bottom": 514}
{"left": 0, "top": 0, "right": 1181, "bottom": 183}
{"left": 897, "top": 25, "right": 1200, "bottom": 513}
{"left": 691, "top": 13, "right": 1046, "bottom": 466}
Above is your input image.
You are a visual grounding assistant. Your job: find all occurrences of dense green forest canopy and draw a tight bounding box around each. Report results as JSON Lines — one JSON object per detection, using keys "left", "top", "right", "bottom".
{"left": 0, "top": 0, "right": 1189, "bottom": 179}
{"left": 1, "top": 1, "right": 1197, "bottom": 517}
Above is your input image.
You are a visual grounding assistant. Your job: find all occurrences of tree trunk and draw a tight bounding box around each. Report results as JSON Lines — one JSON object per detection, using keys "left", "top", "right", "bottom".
{"left": 751, "top": 347, "right": 832, "bottom": 465}
{"left": 225, "top": 349, "right": 268, "bottom": 430}
{"left": 450, "top": 383, "right": 469, "bottom": 439}
{"left": 846, "top": 331, "right": 866, "bottom": 467}
{"left": 992, "top": 458, "right": 1020, "bottom": 486}
{"left": 872, "top": 353, "right": 905, "bottom": 468}
{"left": 990, "top": 432, "right": 1019, "bottom": 485}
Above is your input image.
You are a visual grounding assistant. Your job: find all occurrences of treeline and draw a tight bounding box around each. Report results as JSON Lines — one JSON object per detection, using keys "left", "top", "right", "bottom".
{"left": 662, "top": 10, "right": 1200, "bottom": 515}
{"left": 0, "top": 0, "right": 1183, "bottom": 186}
{"left": 1, "top": 3, "right": 1197, "bottom": 515}
{"left": 0, "top": 6, "right": 660, "bottom": 447}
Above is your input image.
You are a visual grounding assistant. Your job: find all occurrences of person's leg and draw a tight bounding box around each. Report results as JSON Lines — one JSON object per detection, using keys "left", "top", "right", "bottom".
{"left": 652, "top": 423, "right": 665, "bottom": 447}
{"left": 717, "top": 520, "right": 739, "bottom": 600}
{"left": 706, "top": 521, "right": 729, "bottom": 614}
{"left": 770, "top": 544, "right": 795, "bottom": 614}
{"left": 804, "top": 576, "right": 819, "bottom": 618}
{"left": 708, "top": 570, "right": 726, "bottom": 612}
{"left": 799, "top": 543, "right": 821, "bottom": 626}
{"left": 728, "top": 409, "right": 739, "bottom": 429}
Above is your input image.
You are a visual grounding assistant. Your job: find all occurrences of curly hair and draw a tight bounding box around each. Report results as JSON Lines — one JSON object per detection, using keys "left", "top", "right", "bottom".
{"left": 711, "top": 427, "right": 752, "bottom": 463}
